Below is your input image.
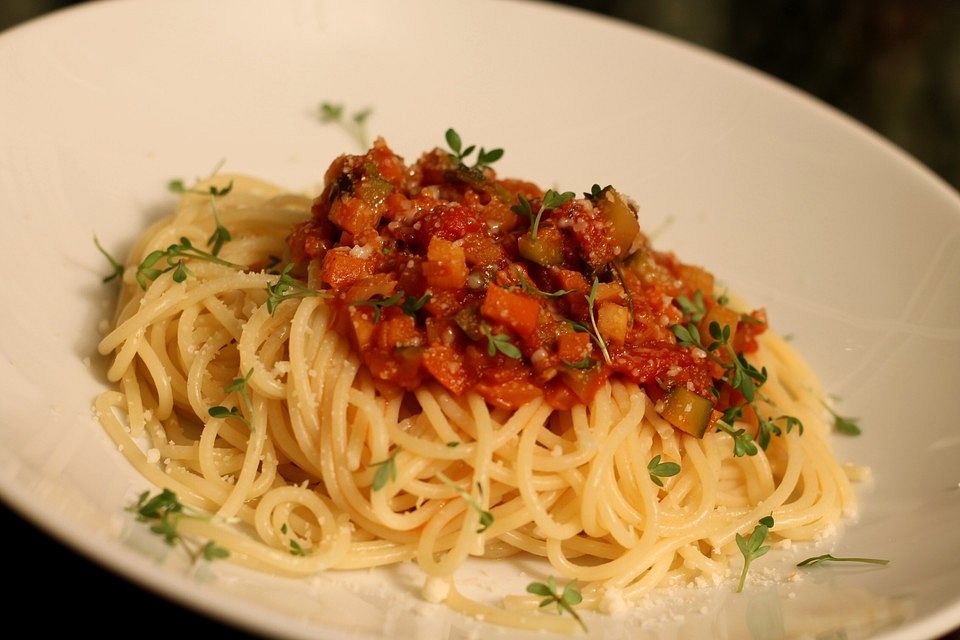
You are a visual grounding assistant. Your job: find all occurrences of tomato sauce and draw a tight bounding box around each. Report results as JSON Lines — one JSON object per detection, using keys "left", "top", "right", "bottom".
{"left": 288, "top": 138, "right": 765, "bottom": 412}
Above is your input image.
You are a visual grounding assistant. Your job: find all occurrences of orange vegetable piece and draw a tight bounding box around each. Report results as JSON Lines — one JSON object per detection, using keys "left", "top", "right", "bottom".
{"left": 480, "top": 286, "right": 541, "bottom": 338}
{"left": 422, "top": 237, "right": 468, "bottom": 290}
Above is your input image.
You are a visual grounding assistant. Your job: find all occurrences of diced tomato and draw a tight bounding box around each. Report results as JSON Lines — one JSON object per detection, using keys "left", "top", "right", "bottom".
{"left": 375, "top": 312, "right": 422, "bottom": 350}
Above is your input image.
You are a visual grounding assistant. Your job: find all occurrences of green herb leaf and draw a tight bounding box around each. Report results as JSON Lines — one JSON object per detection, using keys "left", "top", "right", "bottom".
{"left": 201, "top": 541, "right": 230, "bottom": 560}
{"left": 135, "top": 236, "right": 243, "bottom": 290}
{"left": 266, "top": 264, "right": 327, "bottom": 314}
{"left": 128, "top": 489, "right": 226, "bottom": 563}
{"left": 94, "top": 236, "right": 125, "bottom": 283}
{"left": 564, "top": 357, "right": 596, "bottom": 370}
{"left": 512, "top": 190, "right": 574, "bottom": 241}
{"left": 822, "top": 402, "right": 861, "bottom": 435}
{"left": 585, "top": 277, "right": 612, "bottom": 365}
{"left": 514, "top": 268, "right": 573, "bottom": 298}
{"left": 444, "top": 128, "right": 503, "bottom": 170}
{"left": 350, "top": 290, "right": 405, "bottom": 323}
{"left": 675, "top": 290, "right": 706, "bottom": 322}
{"left": 796, "top": 554, "right": 889, "bottom": 568}
{"left": 436, "top": 472, "right": 494, "bottom": 533}
{"left": 370, "top": 448, "right": 400, "bottom": 491}
{"left": 400, "top": 292, "right": 432, "bottom": 316}
{"left": 717, "top": 420, "right": 759, "bottom": 457}
{"left": 319, "top": 102, "right": 372, "bottom": 150}
{"left": 525, "top": 577, "right": 587, "bottom": 631}
{"left": 485, "top": 330, "right": 522, "bottom": 359}
{"left": 735, "top": 515, "right": 774, "bottom": 592}
{"left": 289, "top": 539, "right": 310, "bottom": 556}
{"left": 647, "top": 455, "right": 681, "bottom": 487}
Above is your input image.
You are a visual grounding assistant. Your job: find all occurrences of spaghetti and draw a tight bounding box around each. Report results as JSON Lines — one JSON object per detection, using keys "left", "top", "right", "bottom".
{"left": 96, "top": 141, "right": 854, "bottom": 632}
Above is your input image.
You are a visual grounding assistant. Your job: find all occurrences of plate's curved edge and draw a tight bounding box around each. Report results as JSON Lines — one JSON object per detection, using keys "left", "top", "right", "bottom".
{"left": 518, "top": 0, "right": 960, "bottom": 214}
{"left": 0, "top": 2, "right": 958, "bottom": 640}
{"left": 0, "top": 477, "right": 351, "bottom": 640}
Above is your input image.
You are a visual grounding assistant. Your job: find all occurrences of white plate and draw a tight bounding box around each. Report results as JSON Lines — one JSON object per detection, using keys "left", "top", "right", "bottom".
{"left": 1, "top": 1, "right": 959, "bottom": 638}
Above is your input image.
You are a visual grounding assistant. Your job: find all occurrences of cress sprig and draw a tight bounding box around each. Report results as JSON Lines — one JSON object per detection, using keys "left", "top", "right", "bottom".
{"left": 94, "top": 236, "right": 125, "bottom": 283}
{"left": 647, "top": 455, "right": 681, "bottom": 487}
{"left": 513, "top": 268, "right": 574, "bottom": 299}
{"left": 735, "top": 515, "right": 774, "bottom": 592}
{"left": 128, "top": 489, "right": 229, "bottom": 563}
{"left": 483, "top": 327, "right": 522, "bottom": 359}
{"left": 136, "top": 236, "right": 243, "bottom": 290}
{"left": 526, "top": 577, "right": 586, "bottom": 631}
{"left": 511, "top": 189, "right": 575, "bottom": 242}
{"left": 822, "top": 401, "right": 862, "bottom": 436}
{"left": 585, "top": 277, "right": 612, "bottom": 365}
{"left": 168, "top": 178, "right": 235, "bottom": 256}
{"left": 320, "top": 102, "right": 373, "bottom": 151}
{"left": 671, "top": 318, "right": 802, "bottom": 457}
{"left": 445, "top": 128, "right": 504, "bottom": 170}
{"left": 435, "top": 471, "right": 494, "bottom": 533}
{"left": 208, "top": 368, "right": 254, "bottom": 430}
{"left": 265, "top": 264, "right": 328, "bottom": 314}
{"left": 370, "top": 447, "right": 400, "bottom": 491}
{"left": 797, "top": 553, "right": 889, "bottom": 567}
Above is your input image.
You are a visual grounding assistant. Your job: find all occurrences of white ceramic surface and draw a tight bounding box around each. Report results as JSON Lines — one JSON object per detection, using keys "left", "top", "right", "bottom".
{"left": 1, "top": 1, "right": 959, "bottom": 638}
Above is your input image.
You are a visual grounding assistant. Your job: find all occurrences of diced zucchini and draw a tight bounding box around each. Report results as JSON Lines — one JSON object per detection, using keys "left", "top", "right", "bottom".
{"left": 454, "top": 304, "right": 484, "bottom": 341}
{"left": 597, "top": 187, "right": 639, "bottom": 255}
{"left": 518, "top": 228, "right": 564, "bottom": 266}
{"left": 659, "top": 386, "right": 714, "bottom": 438}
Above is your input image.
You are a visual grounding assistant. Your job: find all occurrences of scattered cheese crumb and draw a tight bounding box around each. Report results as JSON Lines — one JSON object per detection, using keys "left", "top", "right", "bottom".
{"left": 842, "top": 462, "right": 872, "bottom": 483}
{"left": 421, "top": 576, "right": 450, "bottom": 603}
{"left": 145, "top": 448, "right": 160, "bottom": 464}
{"left": 600, "top": 587, "right": 628, "bottom": 614}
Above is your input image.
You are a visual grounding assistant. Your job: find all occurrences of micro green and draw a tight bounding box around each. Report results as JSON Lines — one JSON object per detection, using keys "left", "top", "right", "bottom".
{"left": 484, "top": 328, "right": 522, "bottom": 359}
{"left": 370, "top": 448, "right": 400, "bottom": 491}
{"left": 514, "top": 268, "right": 574, "bottom": 298}
{"left": 444, "top": 128, "right": 503, "bottom": 169}
{"left": 208, "top": 368, "right": 254, "bottom": 429}
{"left": 823, "top": 402, "right": 861, "bottom": 436}
{"left": 400, "top": 292, "right": 432, "bottom": 316}
{"left": 136, "top": 236, "right": 243, "bottom": 290}
{"left": 128, "top": 489, "right": 229, "bottom": 564}
{"left": 675, "top": 290, "right": 706, "bottom": 322}
{"left": 350, "top": 290, "right": 405, "bottom": 323}
{"left": 647, "top": 455, "right": 681, "bottom": 487}
{"left": 436, "top": 471, "right": 494, "bottom": 533}
{"left": 526, "top": 577, "right": 586, "bottom": 631}
{"left": 94, "top": 236, "right": 125, "bottom": 283}
{"left": 585, "top": 277, "right": 612, "bottom": 365}
{"left": 735, "top": 515, "right": 774, "bottom": 592}
{"left": 511, "top": 189, "right": 575, "bottom": 242}
{"left": 266, "top": 264, "right": 328, "bottom": 314}
{"left": 319, "top": 102, "right": 373, "bottom": 150}
{"left": 796, "top": 554, "right": 889, "bottom": 568}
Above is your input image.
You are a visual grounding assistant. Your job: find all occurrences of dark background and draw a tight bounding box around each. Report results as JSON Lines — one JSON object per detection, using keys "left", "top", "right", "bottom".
{"left": 2, "top": 1, "right": 958, "bottom": 638}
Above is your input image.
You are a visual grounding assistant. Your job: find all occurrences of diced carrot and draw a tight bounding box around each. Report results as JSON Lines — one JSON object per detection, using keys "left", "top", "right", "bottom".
{"left": 329, "top": 196, "right": 382, "bottom": 236}
{"left": 676, "top": 264, "right": 714, "bottom": 297}
{"left": 557, "top": 332, "right": 591, "bottom": 363}
{"left": 422, "top": 237, "right": 469, "bottom": 290}
{"left": 598, "top": 302, "right": 630, "bottom": 344}
{"left": 344, "top": 274, "right": 396, "bottom": 305}
{"left": 474, "top": 379, "right": 542, "bottom": 410}
{"left": 594, "top": 282, "right": 624, "bottom": 303}
{"left": 422, "top": 345, "right": 469, "bottom": 395}
{"left": 347, "top": 306, "right": 376, "bottom": 351}
{"left": 376, "top": 313, "right": 422, "bottom": 350}
{"left": 480, "top": 286, "right": 541, "bottom": 338}
{"left": 320, "top": 248, "right": 375, "bottom": 289}
{"left": 461, "top": 233, "right": 505, "bottom": 266}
